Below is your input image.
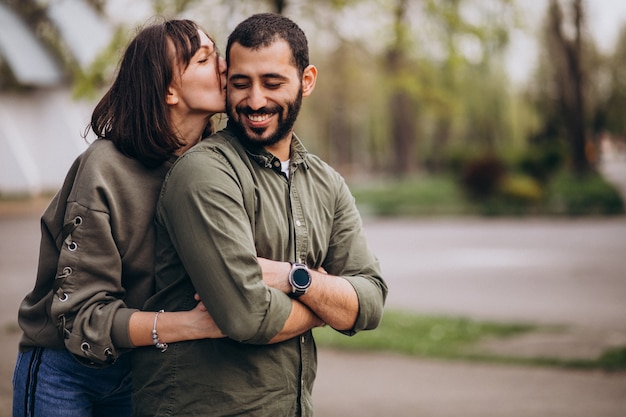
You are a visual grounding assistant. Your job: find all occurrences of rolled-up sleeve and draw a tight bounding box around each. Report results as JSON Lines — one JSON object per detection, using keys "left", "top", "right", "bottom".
{"left": 325, "top": 176, "right": 388, "bottom": 335}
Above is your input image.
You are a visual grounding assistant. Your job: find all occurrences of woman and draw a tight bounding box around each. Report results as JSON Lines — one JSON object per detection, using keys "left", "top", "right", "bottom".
{"left": 13, "top": 19, "right": 226, "bottom": 417}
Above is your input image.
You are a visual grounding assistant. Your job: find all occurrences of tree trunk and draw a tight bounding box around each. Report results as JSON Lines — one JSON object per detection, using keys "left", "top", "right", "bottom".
{"left": 390, "top": 89, "right": 417, "bottom": 176}
{"left": 387, "top": 0, "right": 418, "bottom": 177}
{"left": 548, "top": 0, "right": 590, "bottom": 174}
{"left": 270, "top": 0, "right": 287, "bottom": 14}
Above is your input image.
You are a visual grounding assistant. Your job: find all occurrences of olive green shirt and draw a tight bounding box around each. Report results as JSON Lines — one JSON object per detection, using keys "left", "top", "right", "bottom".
{"left": 132, "top": 126, "right": 387, "bottom": 417}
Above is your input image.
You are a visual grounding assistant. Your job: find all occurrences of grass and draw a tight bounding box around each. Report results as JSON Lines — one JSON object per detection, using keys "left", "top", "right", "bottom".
{"left": 313, "top": 309, "right": 626, "bottom": 371}
{"left": 314, "top": 310, "right": 533, "bottom": 359}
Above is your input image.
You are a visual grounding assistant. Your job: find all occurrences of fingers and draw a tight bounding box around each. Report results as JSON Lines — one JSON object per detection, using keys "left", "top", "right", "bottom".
{"left": 192, "top": 294, "right": 208, "bottom": 312}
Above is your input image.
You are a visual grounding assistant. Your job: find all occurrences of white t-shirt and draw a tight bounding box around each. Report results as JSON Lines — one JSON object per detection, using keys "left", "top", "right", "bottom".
{"left": 281, "top": 160, "right": 290, "bottom": 178}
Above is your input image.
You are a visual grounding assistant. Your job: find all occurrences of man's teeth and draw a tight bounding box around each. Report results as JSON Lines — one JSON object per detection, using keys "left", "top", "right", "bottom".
{"left": 248, "top": 113, "right": 271, "bottom": 122}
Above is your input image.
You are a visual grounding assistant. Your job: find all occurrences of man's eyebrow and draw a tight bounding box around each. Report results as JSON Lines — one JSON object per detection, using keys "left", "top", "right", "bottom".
{"left": 261, "top": 73, "right": 289, "bottom": 81}
{"left": 228, "top": 74, "right": 250, "bottom": 82}
{"left": 228, "top": 73, "right": 289, "bottom": 81}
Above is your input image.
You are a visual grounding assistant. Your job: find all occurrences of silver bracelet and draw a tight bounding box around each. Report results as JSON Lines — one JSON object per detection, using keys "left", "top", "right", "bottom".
{"left": 152, "top": 310, "right": 168, "bottom": 352}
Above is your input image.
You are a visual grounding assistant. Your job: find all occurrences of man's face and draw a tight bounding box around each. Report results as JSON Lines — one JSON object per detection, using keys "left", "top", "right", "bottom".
{"left": 226, "top": 40, "right": 303, "bottom": 148}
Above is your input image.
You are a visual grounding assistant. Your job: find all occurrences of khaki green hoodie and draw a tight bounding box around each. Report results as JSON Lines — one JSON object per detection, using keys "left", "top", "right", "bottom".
{"left": 17, "top": 139, "right": 173, "bottom": 367}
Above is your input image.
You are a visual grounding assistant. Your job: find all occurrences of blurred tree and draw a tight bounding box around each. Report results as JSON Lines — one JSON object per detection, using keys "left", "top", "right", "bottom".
{"left": 326, "top": 42, "right": 355, "bottom": 174}
{"left": 385, "top": 0, "right": 518, "bottom": 176}
{"left": 3, "top": 0, "right": 524, "bottom": 181}
{"left": 172, "top": 0, "right": 519, "bottom": 179}
{"left": 151, "top": 0, "right": 286, "bottom": 15}
{"left": 387, "top": 0, "right": 418, "bottom": 176}
{"left": 546, "top": 0, "right": 590, "bottom": 174}
{"left": 593, "top": 23, "right": 626, "bottom": 138}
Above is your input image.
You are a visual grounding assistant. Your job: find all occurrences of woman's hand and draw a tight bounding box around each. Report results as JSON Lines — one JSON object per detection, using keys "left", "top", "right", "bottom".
{"left": 190, "top": 295, "right": 225, "bottom": 339}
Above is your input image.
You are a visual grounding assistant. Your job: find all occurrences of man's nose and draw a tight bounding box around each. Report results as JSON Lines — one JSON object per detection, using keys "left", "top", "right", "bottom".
{"left": 247, "top": 84, "right": 267, "bottom": 110}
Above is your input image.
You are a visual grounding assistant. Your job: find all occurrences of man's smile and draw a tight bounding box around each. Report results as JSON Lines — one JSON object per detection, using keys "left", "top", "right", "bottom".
{"left": 246, "top": 113, "right": 274, "bottom": 123}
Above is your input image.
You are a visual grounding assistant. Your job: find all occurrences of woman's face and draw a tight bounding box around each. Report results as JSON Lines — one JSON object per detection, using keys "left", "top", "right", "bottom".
{"left": 169, "top": 30, "right": 226, "bottom": 116}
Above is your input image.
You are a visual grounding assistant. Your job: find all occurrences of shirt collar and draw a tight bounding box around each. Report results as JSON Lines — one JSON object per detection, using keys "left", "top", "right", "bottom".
{"left": 225, "top": 124, "right": 310, "bottom": 173}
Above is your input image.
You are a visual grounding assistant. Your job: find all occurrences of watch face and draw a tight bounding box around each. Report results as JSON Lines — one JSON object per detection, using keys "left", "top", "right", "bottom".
{"left": 292, "top": 268, "right": 310, "bottom": 288}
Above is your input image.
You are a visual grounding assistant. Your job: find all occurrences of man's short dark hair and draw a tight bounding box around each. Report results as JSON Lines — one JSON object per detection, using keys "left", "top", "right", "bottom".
{"left": 226, "top": 13, "right": 309, "bottom": 75}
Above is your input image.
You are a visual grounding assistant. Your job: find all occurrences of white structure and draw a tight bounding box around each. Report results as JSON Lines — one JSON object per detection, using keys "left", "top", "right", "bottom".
{"left": 0, "top": 0, "right": 111, "bottom": 196}
{"left": 0, "top": 3, "right": 63, "bottom": 86}
{"left": 0, "top": 89, "right": 92, "bottom": 195}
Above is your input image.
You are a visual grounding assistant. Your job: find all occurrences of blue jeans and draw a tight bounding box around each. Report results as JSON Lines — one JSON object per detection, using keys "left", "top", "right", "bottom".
{"left": 12, "top": 347, "right": 132, "bottom": 417}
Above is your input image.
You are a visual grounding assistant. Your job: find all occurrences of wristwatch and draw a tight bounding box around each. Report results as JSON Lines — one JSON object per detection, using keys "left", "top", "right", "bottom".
{"left": 288, "top": 262, "right": 311, "bottom": 298}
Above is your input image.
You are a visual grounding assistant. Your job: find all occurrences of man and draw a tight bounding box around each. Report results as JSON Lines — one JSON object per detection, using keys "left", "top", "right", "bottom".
{"left": 132, "top": 13, "right": 387, "bottom": 417}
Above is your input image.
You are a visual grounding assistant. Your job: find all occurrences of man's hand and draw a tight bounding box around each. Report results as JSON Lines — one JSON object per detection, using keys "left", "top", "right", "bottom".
{"left": 256, "top": 257, "right": 356, "bottom": 331}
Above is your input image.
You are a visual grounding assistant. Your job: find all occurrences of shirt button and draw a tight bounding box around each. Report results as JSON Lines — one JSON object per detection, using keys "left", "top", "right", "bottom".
{"left": 296, "top": 220, "right": 302, "bottom": 227}
{"left": 301, "top": 335, "right": 305, "bottom": 343}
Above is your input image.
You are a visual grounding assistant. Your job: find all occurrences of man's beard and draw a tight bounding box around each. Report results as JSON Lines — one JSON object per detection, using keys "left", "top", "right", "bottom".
{"left": 227, "top": 89, "right": 303, "bottom": 148}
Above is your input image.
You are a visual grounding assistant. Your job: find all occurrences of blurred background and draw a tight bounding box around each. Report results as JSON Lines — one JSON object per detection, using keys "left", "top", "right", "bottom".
{"left": 1, "top": 1, "right": 626, "bottom": 416}
{"left": 1, "top": 0, "right": 626, "bottom": 215}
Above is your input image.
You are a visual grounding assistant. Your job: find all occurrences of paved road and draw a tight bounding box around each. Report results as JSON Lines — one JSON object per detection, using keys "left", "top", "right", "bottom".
{"left": 365, "top": 217, "right": 626, "bottom": 330}
{"left": 313, "top": 216, "right": 626, "bottom": 417}
{"left": 1, "top": 208, "right": 626, "bottom": 416}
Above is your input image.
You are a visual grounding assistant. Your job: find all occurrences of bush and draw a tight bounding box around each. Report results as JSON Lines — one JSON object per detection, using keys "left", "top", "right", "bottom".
{"left": 516, "top": 143, "right": 565, "bottom": 184}
{"left": 350, "top": 177, "right": 469, "bottom": 217}
{"left": 349, "top": 169, "right": 624, "bottom": 217}
{"left": 459, "top": 154, "right": 507, "bottom": 199}
{"left": 499, "top": 174, "right": 543, "bottom": 203}
{"left": 546, "top": 171, "right": 625, "bottom": 215}
{"left": 471, "top": 173, "right": 545, "bottom": 216}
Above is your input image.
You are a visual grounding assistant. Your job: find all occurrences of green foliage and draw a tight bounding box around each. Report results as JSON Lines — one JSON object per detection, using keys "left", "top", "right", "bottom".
{"left": 350, "top": 164, "right": 624, "bottom": 217}
{"left": 314, "top": 309, "right": 626, "bottom": 370}
{"left": 498, "top": 173, "right": 543, "bottom": 202}
{"left": 350, "top": 176, "right": 469, "bottom": 217}
{"left": 515, "top": 142, "right": 566, "bottom": 184}
{"left": 72, "top": 26, "right": 130, "bottom": 100}
{"left": 591, "top": 21, "right": 626, "bottom": 136}
{"left": 152, "top": 0, "right": 203, "bottom": 15}
{"left": 453, "top": 152, "right": 544, "bottom": 215}
{"left": 546, "top": 171, "right": 625, "bottom": 216}
{"left": 595, "top": 346, "right": 626, "bottom": 371}
{"left": 470, "top": 167, "right": 625, "bottom": 216}
{"left": 8, "top": 0, "right": 626, "bottom": 186}
{"left": 314, "top": 309, "right": 534, "bottom": 358}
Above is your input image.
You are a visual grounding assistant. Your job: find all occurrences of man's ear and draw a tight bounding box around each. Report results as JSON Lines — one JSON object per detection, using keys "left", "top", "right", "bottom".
{"left": 301, "top": 65, "right": 317, "bottom": 97}
{"left": 166, "top": 85, "right": 179, "bottom": 105}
